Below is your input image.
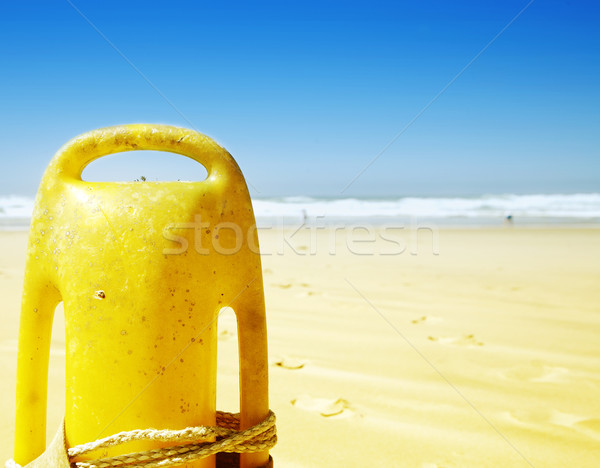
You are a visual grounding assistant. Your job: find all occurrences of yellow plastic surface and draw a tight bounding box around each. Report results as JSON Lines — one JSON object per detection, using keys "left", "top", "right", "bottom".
{"left": 14, "top": 124, "right": 270, "bottom": 468}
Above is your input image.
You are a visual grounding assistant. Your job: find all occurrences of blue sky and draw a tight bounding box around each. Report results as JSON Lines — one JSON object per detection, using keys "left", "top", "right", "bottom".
{"left": 0, "top": 0, "right": 598, "bottom": 197}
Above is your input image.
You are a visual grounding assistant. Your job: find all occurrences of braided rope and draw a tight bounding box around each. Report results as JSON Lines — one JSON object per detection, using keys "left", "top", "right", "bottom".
{"left": 73, "top": 411, "right": 276, "bottom": 468}
{"left": 6, "top": 411, "right": 276, "bottom": 468}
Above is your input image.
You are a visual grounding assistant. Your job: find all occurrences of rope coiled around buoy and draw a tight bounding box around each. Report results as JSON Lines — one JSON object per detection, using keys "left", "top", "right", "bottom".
{"left": 7, "top": 410, "right": 276, "bottom": 468}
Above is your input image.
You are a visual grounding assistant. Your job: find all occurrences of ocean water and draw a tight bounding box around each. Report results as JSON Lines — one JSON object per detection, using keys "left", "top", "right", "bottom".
{"left": 1, "top": 193, "right": 599, "bottom": 229}
{"left": 252, "top": 193, "right": 600, "bottom": 224}
{"left": 0, "top": 196, "right": 35, "bottom": 230}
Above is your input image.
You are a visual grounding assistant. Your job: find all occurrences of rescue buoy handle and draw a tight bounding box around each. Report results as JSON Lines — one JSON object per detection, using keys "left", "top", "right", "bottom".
{"left": 51, "top": 124, "right": 239, "bottom": 182}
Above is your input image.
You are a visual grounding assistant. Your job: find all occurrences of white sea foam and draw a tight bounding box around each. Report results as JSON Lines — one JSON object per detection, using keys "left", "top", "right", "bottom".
{"left": 1, "top": 193, "right": 599, "bottom": 229}
{"left": 0, "top": 196, "right": 35, "bottom": 229}
{"left": 252, "top": 193, "right": 600, "bottom": 222}
{"left": 0, "top": 196, "right": 35, "bottom": 218}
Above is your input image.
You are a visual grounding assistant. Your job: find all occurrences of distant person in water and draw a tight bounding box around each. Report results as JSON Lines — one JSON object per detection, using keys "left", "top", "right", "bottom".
{"left": 505, "top": 213, "right": 514, "bottom": 225}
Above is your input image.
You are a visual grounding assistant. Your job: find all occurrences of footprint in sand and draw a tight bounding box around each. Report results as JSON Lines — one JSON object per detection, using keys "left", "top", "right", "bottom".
{"left": 411, "top": 315, "right": 443, "bottom": 325}
{"left": 427, "top": 334, "right": 483, "bottom": 347}
{"left": 500, "top": 362, "right": 570, "bottom": 383}
{"left": 505, "top": 408, "right": 599, "bottom": 438}
{"left": 284, "top": 282, "right": 321, "bottom": 297}
{"left": 274, "top": 356, "right": 306, "bottom": 370}
{"left": 296, "top": 290, "right": 321, "bottom": 298}
{"left": 291, "top": 395, "right": 355, "bottom": 418}
{"left": 218, "top": 329, "right": 236, "bottom": 341}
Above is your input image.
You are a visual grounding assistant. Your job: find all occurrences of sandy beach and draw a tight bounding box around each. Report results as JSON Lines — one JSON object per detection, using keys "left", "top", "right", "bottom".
{"left": 1, "top": 226, "right": 599, "bottom": 467}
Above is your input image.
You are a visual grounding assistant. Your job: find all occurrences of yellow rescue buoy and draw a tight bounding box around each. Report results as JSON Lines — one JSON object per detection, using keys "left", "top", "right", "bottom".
{"left": 13, "top": 124, "right": 273, "bottom": 467}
